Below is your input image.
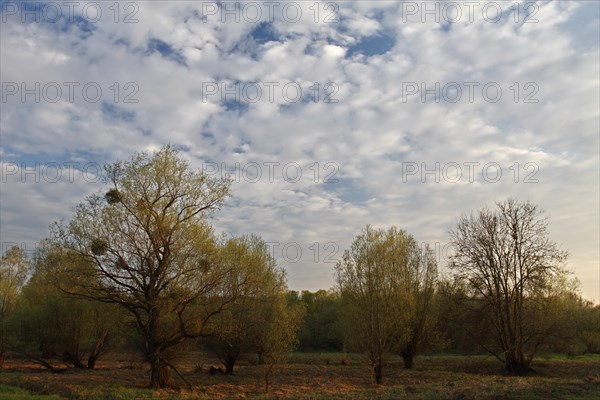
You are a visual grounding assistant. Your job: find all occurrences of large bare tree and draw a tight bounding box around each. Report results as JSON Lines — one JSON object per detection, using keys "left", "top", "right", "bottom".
{"left": 52, "top": 145, "right": 233, "bottom": 388}
{"left": 449, "top": 198, "right": 568, "bottom": 375}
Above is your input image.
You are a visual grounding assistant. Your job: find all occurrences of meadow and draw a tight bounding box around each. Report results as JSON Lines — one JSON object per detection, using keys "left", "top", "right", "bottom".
{"left": 1, "top": 352, "right": 599, "bottom": 400}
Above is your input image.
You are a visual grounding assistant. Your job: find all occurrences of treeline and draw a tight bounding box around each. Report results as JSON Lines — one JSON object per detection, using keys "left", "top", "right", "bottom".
{"left": 2, "top": 249, "right": 598, "bottom": 385}
{"left": 1, "top": 146, "right": 599, "bottom": 390}
{"left": 290, "top": 285, "right": 600, "bottom": 355}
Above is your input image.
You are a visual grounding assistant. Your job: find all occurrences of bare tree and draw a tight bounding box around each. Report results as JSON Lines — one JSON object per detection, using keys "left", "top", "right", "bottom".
{"left": 51, "top": 145, "right": 233, "bottom": 388}
{"left": 449, "top": 198, "right": 568, "bottom": 375}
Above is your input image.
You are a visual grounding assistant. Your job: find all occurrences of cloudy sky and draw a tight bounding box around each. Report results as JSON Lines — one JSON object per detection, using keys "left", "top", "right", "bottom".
{"left": 1, "top": 0, "right": 598, "bottom": 302}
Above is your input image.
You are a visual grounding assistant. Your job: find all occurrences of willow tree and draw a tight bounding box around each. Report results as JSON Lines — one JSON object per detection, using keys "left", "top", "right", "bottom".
{"left": 52, "top": 145, "right": 232, "bottom": 388}
{"left": 12, "top": 244, "right": 116, "bottom": 370}
{"left": 449, "top": 198, "right": 568, "bottom": 375}
{"left": 203, "top": 234, "right": 287, "bottom": 374}
{"left": 398, "top": 242, "right": 438, "bottom": 369}
{"left": 335, "top": 225, "right": 437, "bottom": 384}
{"left": 0, "top": 246, "right": 30, "bottom": 367}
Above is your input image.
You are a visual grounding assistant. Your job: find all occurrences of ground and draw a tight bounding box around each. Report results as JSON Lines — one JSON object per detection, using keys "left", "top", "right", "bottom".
{"left": 1, "top": 352, "right": 599, "bottom": 399}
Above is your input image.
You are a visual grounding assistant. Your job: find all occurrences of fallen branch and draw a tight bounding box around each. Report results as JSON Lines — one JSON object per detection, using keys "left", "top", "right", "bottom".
{"left": 163, "top": 360, "right": 193, "bottom": 389}
{"left": 8, "top": 348, "right": 68, "bottom": 374}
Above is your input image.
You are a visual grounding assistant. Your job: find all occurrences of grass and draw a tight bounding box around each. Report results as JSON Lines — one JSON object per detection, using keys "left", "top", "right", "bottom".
{"left": 1, "top": 352, "right": 599, "bottom": 399}
{"left": 0, "top": 384, "right": 66, "bottom": 400}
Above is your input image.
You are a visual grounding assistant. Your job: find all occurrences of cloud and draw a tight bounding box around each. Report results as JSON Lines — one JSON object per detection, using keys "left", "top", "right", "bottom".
{"left": 1, "top": 0, "right": 598, "bottom": 301}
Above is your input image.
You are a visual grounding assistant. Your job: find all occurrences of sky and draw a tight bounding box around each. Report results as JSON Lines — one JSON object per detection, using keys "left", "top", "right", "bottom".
{"left": 1, "top": 0, "right": 598, "bottom": 302}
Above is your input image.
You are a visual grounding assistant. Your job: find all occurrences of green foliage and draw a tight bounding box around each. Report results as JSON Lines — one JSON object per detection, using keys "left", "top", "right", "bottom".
{"left": 261, "top": 296, "right": 305, "bottom": 393}
{"left": 0, "top": 246, "right": 30, "bottom": 366}
{"left": 50, "top": 145, "right": 233, "bottom": 388}
{"left": 529, "top": 286, "right": 600, "bottom": 356}
{"left": 6, "top": 243, "right": 117, "bottom": 369}
{"left": 434, "top": 275, "right": 600, "bottom": 359}
{"left": 293, "top": 290, "right": 343, "bottom": 351}
{"left": 202, "top": 234, "right": 288, "bottom": 373}
{"left": 579, "top": 303, "right": 600, "bottom": 353}
{"left": 335, "top": 225, "right": 438, "bottom": 383}
{"left": 434, "top": 277, "right": 489, "bottom": 353}
{"left": 0, "top": 247, "right": 29, "bottom": 320}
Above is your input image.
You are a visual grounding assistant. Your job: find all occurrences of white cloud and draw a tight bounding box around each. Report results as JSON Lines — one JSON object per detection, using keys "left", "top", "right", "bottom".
{"left": 1, "top": 0, "right": 598, "bottom": 302}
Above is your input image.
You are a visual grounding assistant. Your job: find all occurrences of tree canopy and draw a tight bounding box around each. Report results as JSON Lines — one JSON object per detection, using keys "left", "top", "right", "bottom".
{"left": 51, "top": 145, "right": 234, "bottom": 387}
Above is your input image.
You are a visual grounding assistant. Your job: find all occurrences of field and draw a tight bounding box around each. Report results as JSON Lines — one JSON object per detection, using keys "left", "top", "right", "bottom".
{"left": 1, "top": 352, "right": 599, "bottom": 400}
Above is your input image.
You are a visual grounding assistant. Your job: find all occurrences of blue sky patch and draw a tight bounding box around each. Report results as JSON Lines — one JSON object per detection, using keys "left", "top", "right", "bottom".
{"left": 327, "top": 178, "right": 371, "bottom": 204}
{"left": 4, "top": 1, "right": 96, "bottom": 39}
{"left": 231, "top": 22, "right": 278, "bottom": 60}
{"left": 223, "top": 99, "right": 249, "bottom": 113}
{"left": 250, "top": 22, "right": 277, "bottom": 44}
{"left": 146, "top": 38, "right": 188, "bottom": 66}
{"left": 347, "top": 31, "right": 396, "bottom": 57}
{"left": 440, "top": 21, "right": 452, "bottom": 32}
{"left": 101, "top": 102, "right": 136, "bottom": 122}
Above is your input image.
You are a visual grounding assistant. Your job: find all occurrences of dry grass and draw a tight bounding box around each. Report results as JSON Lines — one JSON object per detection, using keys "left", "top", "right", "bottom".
{"left": 1, "top": 352, "right": 599, "bottom": 399}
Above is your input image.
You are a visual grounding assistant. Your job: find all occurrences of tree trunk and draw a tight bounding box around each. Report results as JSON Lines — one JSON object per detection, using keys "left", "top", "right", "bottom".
{"left": 257, "top": 348, "right": 265, "bottom": 364}
{"left": 149, "top": 350, "right": 170, "bottom": 388}
{"left": 63, "top": 351, "right": 85, "bottom": 369}
{"left": 373, "top": 362, "right": 383, "bottom": 384}
{"left": 0, "top": 341, "right": 6, "bottom": 368}
{"left": 264, "top": 361, "right": 275, "bottom": 393}
{"left": 87, "top": 331, "right": 108, "bottom": 370}
{"left": 505, "top": 350, "right": 533, "bottom": 375}
{"left": 505, "top": 358, "right": 533, "bottom": 375}
{"left": 224, "top": 357, "right": 236, "bottom": 374}
{"left": 146, "top": 307, "right": 170, "bottom": 388}
{"left": 41, "top": 348, "right": 55, "bottom": 359}
{"left": 87, "top": 354, "right": 98, "bottom": 370}
{"left": 401, "top": 346, "right": 415, "bottom": 369}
